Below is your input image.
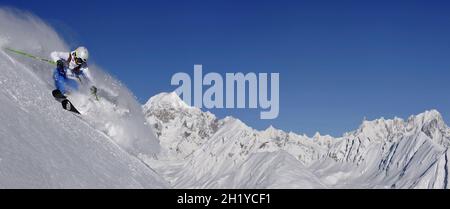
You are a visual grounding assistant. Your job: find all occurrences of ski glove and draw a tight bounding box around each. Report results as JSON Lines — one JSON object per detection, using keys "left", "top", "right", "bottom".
{"left": 90, "top": 86, "right": 98, "bottom": 95}
{"left": 56, "top": 59, "right": 66, "bottom": 76}
{"left": 90, "top": 86, "right": 99, "bottom": 101}
{"left": 56, "top": 59, "right": 65, "bottom": 70}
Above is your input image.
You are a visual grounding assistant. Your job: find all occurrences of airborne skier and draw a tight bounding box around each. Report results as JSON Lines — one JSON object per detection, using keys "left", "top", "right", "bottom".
{"left": 50, "top": 46, "right": 97, "bottom": 97}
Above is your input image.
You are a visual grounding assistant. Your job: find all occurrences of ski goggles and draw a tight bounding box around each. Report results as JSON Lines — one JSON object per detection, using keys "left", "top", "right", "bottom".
{"left": 75, "top": 57, "right": 86, "bottom": 65}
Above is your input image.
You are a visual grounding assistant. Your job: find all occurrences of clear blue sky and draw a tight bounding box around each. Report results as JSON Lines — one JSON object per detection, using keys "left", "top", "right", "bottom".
{"left": 2, "top": 0, "right": 450, "bottom": 136}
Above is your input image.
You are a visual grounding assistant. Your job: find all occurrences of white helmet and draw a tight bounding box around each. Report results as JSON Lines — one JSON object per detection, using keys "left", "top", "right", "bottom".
{"left": 73, "top": 46, "right": 89, "bottom": 64}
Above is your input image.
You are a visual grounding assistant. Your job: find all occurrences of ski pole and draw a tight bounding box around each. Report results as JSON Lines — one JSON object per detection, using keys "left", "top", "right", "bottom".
{"left": 3, "top": 47, "right": 57, "bottom": 65}
{"left": 90, "top": 86, "right": 99, "bottom": 101}
{"left": 6, "top": 47, "right": 101, "bottom": 101}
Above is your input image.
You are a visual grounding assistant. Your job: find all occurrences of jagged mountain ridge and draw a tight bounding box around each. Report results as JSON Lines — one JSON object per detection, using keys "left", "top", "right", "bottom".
{"left": 144, "top": 92, "right": 450, "bottom": 188}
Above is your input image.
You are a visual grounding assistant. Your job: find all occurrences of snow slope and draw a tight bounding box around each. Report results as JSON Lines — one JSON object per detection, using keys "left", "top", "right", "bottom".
{"left": 0, "top": 8, "right": 168, "bottom": 188}
{"left": 144, "top": 93, "right": 450, "bottom": 189}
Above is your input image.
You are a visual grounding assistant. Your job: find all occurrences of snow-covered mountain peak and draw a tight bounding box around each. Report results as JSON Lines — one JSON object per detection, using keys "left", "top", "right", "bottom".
{"left": 144, "top": 92, "right": 192, "bottom": 111}
{"left": 415, "top": 109, "right": 442, "bottom": 119}
{"left": 407, "top": 109, "right": 444, "bottom": 127}
{"left": 343, "top": 115, "right": 405, "bottom": 141}
{"left": 407, "top": 110, "right": 449, "bottom": 146}
{"left": 265, "top": 125, "right": 277, "bottom": 132}
{"left": 223, "top": 116, "right": 250, "bottom": 129}
{"left": 143, "top": 92, "right": 223, "bottom": 160}
{"left": 337, "top": 110, "right": 449, "bottom": 149}
{"left": 313, "top": 132, "right": 322, "bottom": 138}
{"left": 358, "top": 116, "right": 402, "bottom": 130}
{"left": 261, "top": 125, "right": 284, "bottom": 136}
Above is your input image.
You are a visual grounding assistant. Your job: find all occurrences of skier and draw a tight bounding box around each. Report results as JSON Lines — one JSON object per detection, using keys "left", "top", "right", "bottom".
{"left": 50, "top": 46, "right": 97, "bottom": 97}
